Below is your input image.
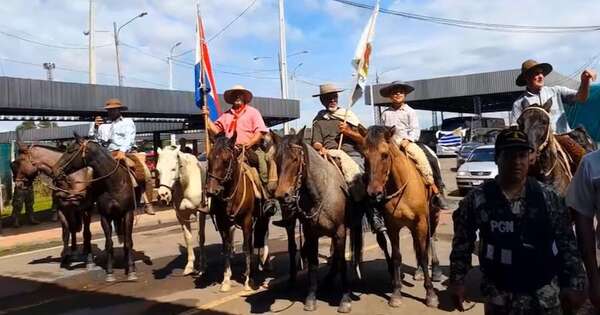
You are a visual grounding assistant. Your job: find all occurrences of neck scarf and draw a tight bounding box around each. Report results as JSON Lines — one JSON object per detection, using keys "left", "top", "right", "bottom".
{"left": 228, "top": 104, "right": 248, "bottom": 133}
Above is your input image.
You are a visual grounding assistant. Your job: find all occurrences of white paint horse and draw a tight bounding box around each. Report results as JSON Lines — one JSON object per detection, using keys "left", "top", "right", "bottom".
{"left": 156, "top": 146, "right": 209, "bottom": 275}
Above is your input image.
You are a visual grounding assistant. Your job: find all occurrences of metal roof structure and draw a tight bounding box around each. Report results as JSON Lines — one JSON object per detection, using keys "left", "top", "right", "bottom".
{"left": 0, "top": 76, "right": 299, "bottom": 125}
{"left": 0, "top": 122, "right": 187, "bottom": 143}
{"left": 365, "top": 69, "right": 579, "bottom": 113}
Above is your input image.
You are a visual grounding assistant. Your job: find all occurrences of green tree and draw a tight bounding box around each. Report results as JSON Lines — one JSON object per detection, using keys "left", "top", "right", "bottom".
{"left": 15, "top": 121, "right": 37, "bottom": 132}
{"left": 36, "top": 121, "right": 58, "bottom": 129}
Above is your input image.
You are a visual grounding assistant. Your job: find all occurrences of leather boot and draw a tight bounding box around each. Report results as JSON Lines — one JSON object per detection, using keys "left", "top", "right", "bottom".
{"left": 142, "top": 192, "right": 156, "bottom": 215}
{"left": 366, "top": 206, "right": 387, "bottom": 233}
{"left": 263, "top": 198, "right": 280, "bottom": 217}
{"left": 432, "top": 193, "right": 449, "bottom": 210}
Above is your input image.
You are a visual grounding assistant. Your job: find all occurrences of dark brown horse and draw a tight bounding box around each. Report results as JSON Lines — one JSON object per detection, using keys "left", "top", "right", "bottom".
{"left": 360, "top": 126, "right": 438, "bottom": 308}
{"left": 13, "top": 144, "right": 95, "bottom": 268}
{"left": 53, "top": 136, "right": 140, "bottom": 282}
{"left": 205, "top": 132, "right": 271, "bottom": 292}
{"left": 272, "top": 128, "right": 361, "bottom": 313}
{"left": 517, "top": 100, "right": 588, "bottom": 195}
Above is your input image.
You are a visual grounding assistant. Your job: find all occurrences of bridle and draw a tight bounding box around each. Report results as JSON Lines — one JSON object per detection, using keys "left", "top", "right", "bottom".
{"left": 207, "top": 146, "right": 236, "bottom": 189}
{"left": 370, "top": 145, "right": 408, "bottom": 202}
{"left": 282, "top": 144, "right": 324, "bottom": 221}
{"left": 520, "top": 106, "right": 551, "bottom": 152}
{"left": 54, "top": 140, "right": 120, "bottom": 184}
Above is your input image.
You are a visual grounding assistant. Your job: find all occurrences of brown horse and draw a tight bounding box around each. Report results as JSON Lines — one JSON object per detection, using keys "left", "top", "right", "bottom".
{"left": 13, "top": 144, "right": 95, "bottom": 268}
{"left": 517, "top": 100, "right": 582, "bottom": 195}
{"left": 53, "top": 136, "right": 140, "bottom": 282}
{"left": 272, "top": 128, "right": 361, "bottom": 313}
{"left": 205, "top": 132, "right": 271, "bottom": 292}
{"left": 360, "top": 126, "right": 438, "bottom": 308}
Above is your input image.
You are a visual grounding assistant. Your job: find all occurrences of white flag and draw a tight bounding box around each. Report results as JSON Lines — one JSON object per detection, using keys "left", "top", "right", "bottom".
{"left": 350, "top": 0, "right": 379, "bottom": 106}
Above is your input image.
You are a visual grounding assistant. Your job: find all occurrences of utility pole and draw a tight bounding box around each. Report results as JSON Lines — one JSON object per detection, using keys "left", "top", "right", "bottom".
{"left": 113, "top": 22, "right": 122, "bottom": 86}
{"left": 278, "top": 0, "right": 290, "bottom": 135}
{"left": 88, "top": 0, "right": 96, "bottom": 84}
{"left": 43, "top": 62, "right": 55, "bottom": 81}
{"left": 169, "top": 41, "right": 182, "bottom": 90}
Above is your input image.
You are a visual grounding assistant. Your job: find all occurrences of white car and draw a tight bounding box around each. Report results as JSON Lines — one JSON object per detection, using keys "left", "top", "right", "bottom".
{"left": 456, "top": 145, "right": 498, "bottom": 195}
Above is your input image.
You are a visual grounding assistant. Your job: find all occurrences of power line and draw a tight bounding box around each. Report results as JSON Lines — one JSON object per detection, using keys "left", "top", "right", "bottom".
{"left": 331, "top": 0, "right": 600, "bottom": 33}
{"left": 173, "top": 0, "right": 260, "bottom": 58}
{"left": 0, "top": 30, "right": 112, "bottom": 49}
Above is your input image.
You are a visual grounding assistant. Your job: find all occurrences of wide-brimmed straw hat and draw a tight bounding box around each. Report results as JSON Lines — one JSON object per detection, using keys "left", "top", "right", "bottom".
{"left": 379, "top": 81, "right": 415, "bottom": 97}
{"left": 516, "top": 59, "right": 553, "bottom": 87}
{"left": 223, "top": 85, "right": 253, "bottom": 104}
{"left": 312, "top": 83, "right": 344, "bottom": 97}
{"left": 104, "top": 98, "right": 128, "bottom": 110}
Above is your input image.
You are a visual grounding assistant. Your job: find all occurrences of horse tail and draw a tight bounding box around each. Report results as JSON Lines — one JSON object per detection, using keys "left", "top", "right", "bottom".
{"left": 114, "top": 219, "right": 125, "bottom": 244}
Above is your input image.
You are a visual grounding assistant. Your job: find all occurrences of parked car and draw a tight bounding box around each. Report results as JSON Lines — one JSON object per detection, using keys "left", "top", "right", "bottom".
{"left": 456, "top": 142, "right": 484, "bottom": 169}
{"left": 456, "top": 145, "right": 497, "bottom": 195}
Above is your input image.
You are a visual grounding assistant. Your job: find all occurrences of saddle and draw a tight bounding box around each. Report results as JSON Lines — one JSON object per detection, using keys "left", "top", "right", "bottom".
{"left": 111, "top": 151, "right": 146, "bottom": 187}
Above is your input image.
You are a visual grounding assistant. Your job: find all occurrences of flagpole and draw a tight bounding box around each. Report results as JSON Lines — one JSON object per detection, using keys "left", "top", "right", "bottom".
{"left": 197, "top": 2, "right": 211, "bottom": 156}
{"left": 337, "top": 0, "right": 379, "bottom": 150}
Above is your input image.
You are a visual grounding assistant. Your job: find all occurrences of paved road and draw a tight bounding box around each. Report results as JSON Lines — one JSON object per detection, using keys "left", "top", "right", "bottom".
{"left": 0, "top": 158, "right": 487, "bottom": 314}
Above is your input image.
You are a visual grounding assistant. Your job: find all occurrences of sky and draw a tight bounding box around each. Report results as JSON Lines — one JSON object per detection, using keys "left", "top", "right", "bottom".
{"left": 1, "top": 0, "right": 599, "bottom": 132}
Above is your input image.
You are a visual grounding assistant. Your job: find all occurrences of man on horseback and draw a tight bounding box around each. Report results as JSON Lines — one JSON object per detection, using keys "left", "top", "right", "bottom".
{"left": 88, "top": 116, "right": 111, "bottom": 147}
{"left": 89, "top": 98, "right": 155, "bottom": 215}
{"left": 306, "top": 83, "right": 386, "bottom": 233}
{"left": 379, "top": 81, "right": 449, "bottom": 210}
{"left": 201, "top": 85, "right": 279, "bottom": 216}
{"left": 450, "top": 128, "right": 585, "bottom": 314}
{"left": 510, "top": 59, "right": 596, "bottom": 133}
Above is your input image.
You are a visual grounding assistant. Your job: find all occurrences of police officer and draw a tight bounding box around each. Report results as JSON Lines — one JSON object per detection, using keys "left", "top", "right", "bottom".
{"left": 449, "top": 128, "right": 585, "bottom": 314}
{"left": 10, "top": 161, "right": 38, "bottom": 227}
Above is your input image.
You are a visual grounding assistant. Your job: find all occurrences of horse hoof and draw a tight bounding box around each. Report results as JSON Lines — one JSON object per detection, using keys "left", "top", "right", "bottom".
{"left": 425, "top": 294, "right": 439, "bottom": 308}
{"left": 105, "top": 274, "right": 116, "bottom": 282}
{"left": 127, "top": 272, "right": 138, "bottom": 282}
{"left": 413, "top": 268, "right": 424, "bottom": 281}
{"left": 303, "top": 299, "right": 317, "bottom": 312}
{"left": 260, "top": 259, "right": 273, "bottom": 272}
{"left": 432, "top": 270, "right": 443, "bottom": 283}
{"left": 389, "top": 296, "right": 403, "bottom": 308}
{"left": 183, "top": 266, "right": 195, "bottom": 276}
{"left": 220, "top": 282, "right": 231, "bottom": 292}
{"left": 338, "top": 295, "right": 352, "bottom": 313}
{"left": 86, "top": 263, "right": 96, "bottom": 271}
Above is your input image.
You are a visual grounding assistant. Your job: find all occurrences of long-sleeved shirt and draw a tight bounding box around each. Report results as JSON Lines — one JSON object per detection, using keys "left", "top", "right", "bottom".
{"left": 450, "top": 178, "right": 585, "bottom": 294}
{"left": 381, "top": 104, "right": 420, "bottom": 142}
{"left": 101, "top": 117, "right": 136, "bottom": 152}
{"left": 88, "top": 122, "right": 111, "bottom": 144}
{"left": 510, "top": 86, "right": 577, "bottom": 133}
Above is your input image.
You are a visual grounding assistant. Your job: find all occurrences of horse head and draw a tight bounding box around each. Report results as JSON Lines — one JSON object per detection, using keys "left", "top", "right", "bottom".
{"left": 53, "top": 132, "right": 92, "bottom": 178}
{"left": 11, "top": 157, "right": 38, "bottom": 190}
{"left": 155, "top": 145, "right": 180, "bottom": 205}
{"left": 361, "top": 126, "right": 396, "bottom": 203}
{"left": 206, "top": 132, "right": 239, "bottom": 198}
{"left": 273, "top": 127, "right": 306, "bottom": 204}
{"left": 517, "top": 98, "right": 552, "bottom": 155}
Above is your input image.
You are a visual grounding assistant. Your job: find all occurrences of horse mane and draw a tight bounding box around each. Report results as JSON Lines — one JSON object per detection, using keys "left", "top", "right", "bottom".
{"left": 365, "top": 125, "right": 389, "bottom": 148}
{"left": 33, "top": 144, "right": 65, "bottom": 153}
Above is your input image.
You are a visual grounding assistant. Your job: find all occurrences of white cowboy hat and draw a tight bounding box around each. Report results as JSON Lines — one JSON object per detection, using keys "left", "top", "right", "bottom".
{"left": 104, "top": 98, "right": 128, "bottom": 110}
{"left": 223, "top": 85, "right": 253, "bottom": 104}
{"left": 312, "top": 83, "right": 345, "bottom": 97}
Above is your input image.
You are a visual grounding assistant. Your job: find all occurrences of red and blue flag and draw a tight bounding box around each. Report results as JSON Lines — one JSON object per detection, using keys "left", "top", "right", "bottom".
{"left": 195, "top": 12, "right": 221, "bottom": 121}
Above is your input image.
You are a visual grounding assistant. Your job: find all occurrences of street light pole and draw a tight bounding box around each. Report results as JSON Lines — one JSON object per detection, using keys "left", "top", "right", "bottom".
{"left": 278, "top": 0, "right": 290, "bottom": 134}
{"left": 88, "top": 0, "right": 96, "bottom": 84}
{"left": 290, "top": 62, "right": 303, "bottom": 100}
{"left": 113, "top": 12, "right": 147, "bottom": 87}
{"left": 168, "top": 41, "right": 182, "bottom": 90}
{"left": 43, "top": 62, "right": 55, "bottom": 81}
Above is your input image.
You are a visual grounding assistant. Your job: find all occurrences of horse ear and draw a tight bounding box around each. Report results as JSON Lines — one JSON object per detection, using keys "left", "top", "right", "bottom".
{"left": 542, "top": 98, "right": 553, "bottom": 112}
{"left": 73, "top": 131, "right": 84, "bottom": 144}
{"left": 270, "top": 130, "right": 282, "bottom": 146}
{"left": 229, "top": 132, "right": 237, "bottom": 147}
{"left": 296, "top": 127, "right": 306, "bottom": 144}
{"left": 385, "top": 126, "right": 396, "bottom": 139}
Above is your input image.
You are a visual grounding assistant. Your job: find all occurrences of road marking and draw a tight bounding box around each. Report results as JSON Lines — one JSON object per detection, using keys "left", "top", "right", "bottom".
{"left": 191, "top": 234, "right": 411, "bottom": 312}
{"left": 0, "top": 224, "right": 181, "bottom": 260}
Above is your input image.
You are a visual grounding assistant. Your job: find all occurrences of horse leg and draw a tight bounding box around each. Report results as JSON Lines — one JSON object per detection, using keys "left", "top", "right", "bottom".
{"left": 254, "top": 215, "right": 272, "bottom": 272}
{"left": 351, "top": 224, "right": 364, "bottom": 279}
{"left": 220, "top": 226, "right": 234, "bottom": 292}
{"left": 376, "top": 231, "right": 393, "bottom": 277}
{"left": 336, "top": 227, "right": 352, "bottom": 314}
{"left": 178, "top": 211, "right": 195, "bottom": 276}
{"left": 429, "top": 210, "right": 442, "bottom": 282}
{"left": 242, "top": 217, "right": 254, "bottom": 291}
{"left": 197, "top": 212, "right": 207, "bottom": 275}
{"left": 58, "top": 209, "right": 71, "bottom": 268}
{"left": 285, "top": 220, "right": 298, "bottom": 287}
{"left": 303, "top": 234, "right": 319, "bottom": 312}
{"left": 413, "top": 233, "right": 425, "bottom": 281}
{"left": 100, "top": 216, "right": 115, "bottom": 282}
{"left": 124, "top": 212, "right": 137, "bottom": 281}
{"left": 388, "top": 227, "right": 403, "bottom": 308}
{"left": 415, "top": 220, "right": 438, "bottom": 307}
{"left": 83, "top": 209, "right": 95, "bottom": 270}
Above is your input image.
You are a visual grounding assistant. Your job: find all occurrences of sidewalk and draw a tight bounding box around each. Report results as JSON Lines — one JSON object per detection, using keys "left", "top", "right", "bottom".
{"left": 0, "top": 207, "right": 180, "bottom": 254}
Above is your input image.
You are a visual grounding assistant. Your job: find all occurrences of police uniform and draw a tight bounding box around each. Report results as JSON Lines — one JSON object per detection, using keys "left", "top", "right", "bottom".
{"left": 449, "top": 129, "right": 585, "bottom": 314}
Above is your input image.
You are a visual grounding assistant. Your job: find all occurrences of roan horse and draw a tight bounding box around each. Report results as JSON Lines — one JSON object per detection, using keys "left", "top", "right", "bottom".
{"left": 53, "top": 136, "right": 140, "bottom": 282}
{"left": 205, "top": 133, "right": 271, "bottom": 292}
{"left": 272, "top": 128, "right": 361, "bottom": 313}
{"left": 13, "top": 144, "right": 95, "bottom": 268}
{"left": 156, "top": 145, "right": 209, "bottom": 276}
{"left": 517, "top": 99, "right": 596, "bottom": 195}
{"left": 360, "top": 126, "right": 439, "bottom": 308}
